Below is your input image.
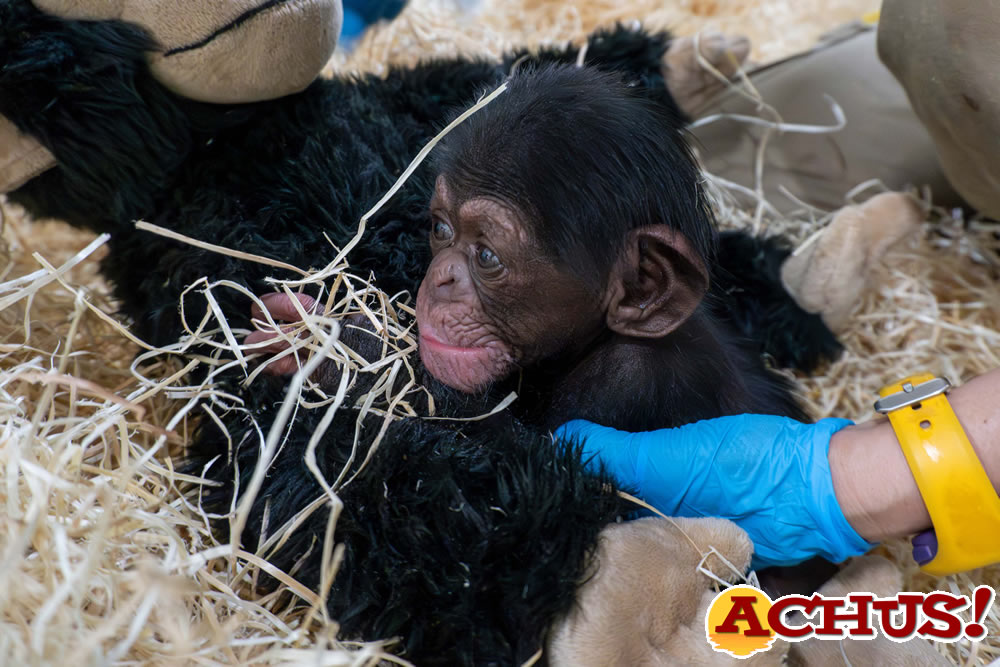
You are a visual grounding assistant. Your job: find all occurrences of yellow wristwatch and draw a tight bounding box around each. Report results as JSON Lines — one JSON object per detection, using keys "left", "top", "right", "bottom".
{"left": 875, "top": 373, "right": 1000, "bottom": 576}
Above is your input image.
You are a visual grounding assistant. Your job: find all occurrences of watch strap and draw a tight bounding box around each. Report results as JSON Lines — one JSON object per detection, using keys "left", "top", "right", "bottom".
{"left": 876, "top": 373, "right": 1000, "bottom": 576}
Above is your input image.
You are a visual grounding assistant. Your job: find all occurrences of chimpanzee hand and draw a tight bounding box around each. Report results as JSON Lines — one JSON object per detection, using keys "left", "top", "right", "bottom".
{"left": 245, "top": 292, "right": 320, "bottom": 376}
{"left": 245, "top": 292, "right": 390, "bottom": 387}
{"left": 555, "top": 415, "right": 876, "bottom": 569}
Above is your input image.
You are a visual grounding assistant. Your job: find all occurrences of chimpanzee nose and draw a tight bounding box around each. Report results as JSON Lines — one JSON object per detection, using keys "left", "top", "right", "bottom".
{"left": 428, "top": 255, "right": 470, "bottom": 301}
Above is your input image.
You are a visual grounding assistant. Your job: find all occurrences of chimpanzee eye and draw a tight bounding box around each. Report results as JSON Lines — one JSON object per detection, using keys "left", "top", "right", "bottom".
{"left": 476, "top": 245, "right": 501, "bottom": 270}
{"left": 431, "top": 218, "right": 454, "bottom": 243}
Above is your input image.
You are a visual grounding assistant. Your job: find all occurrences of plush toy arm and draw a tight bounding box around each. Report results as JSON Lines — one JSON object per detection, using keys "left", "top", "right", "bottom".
{"left": 712, "top": 230, "right": 842, "bottom": 372}
{"left": 0, "top": 0, "right": 190, "bottom": 226}
{"left": 508, "top": 26, "right": 751, "bottom": 121}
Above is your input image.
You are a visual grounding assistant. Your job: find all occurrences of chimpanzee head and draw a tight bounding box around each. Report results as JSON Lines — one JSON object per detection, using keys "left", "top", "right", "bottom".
{"left": 416, "top": 64, "right": 716, "bottom": 393}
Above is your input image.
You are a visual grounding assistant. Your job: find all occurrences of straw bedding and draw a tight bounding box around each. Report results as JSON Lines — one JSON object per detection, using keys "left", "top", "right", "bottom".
{"left": 3, "top": 0, "right": 1000, "bottom": 664}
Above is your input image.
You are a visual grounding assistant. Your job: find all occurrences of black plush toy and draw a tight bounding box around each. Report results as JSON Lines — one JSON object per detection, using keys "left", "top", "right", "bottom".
{"left": 0, "top": 1, "right": 842, "bottom": 664}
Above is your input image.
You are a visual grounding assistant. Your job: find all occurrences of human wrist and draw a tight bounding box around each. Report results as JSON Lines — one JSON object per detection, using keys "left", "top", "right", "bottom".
{"left": 829, "top": 418, "right": 931, "bottom": 542}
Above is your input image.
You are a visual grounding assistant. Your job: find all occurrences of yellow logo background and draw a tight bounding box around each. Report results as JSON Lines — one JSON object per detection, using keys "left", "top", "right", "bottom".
{"left": 705, "top": 585, "right": 777, "bottom": 659}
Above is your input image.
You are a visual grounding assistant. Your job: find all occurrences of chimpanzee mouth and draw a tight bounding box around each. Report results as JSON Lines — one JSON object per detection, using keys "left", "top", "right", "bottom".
{"left": 417, "top": 330, "right": 513, "bottom": 393}
{"left": 419, "top": 332, "right": 488, "bottom": 353}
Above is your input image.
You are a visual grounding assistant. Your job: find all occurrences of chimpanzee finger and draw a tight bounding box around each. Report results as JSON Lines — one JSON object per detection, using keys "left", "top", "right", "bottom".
{"left": 257, "top": 350, "right": 305, "bottom": 376}
{"left": 244, "top": 329, "right": 304, "bottom": 376}
{"left": 245, "top": 328, "right": 295, "bottom": 349}
{"left": 250, "top": 292, "right": 318, "bottom": 322}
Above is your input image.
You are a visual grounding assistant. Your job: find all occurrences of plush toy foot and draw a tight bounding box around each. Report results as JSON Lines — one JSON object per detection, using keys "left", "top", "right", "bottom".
{"left": 548, "top": 517, "right": 787, "bottom": 666}
{"left": 789, "top": 556, "right": 949, "bottom": 665}
{"left": 32, "top": 0, "right": 342, "bottom": 103}
{"left": 665, "top": 31, "right": 751, "bottom": 118}
{"left": 780, "top": 192, "right": 923, "bottom": 334}
{"left": 0, "top": 115, "right": 55, "bottom": 193}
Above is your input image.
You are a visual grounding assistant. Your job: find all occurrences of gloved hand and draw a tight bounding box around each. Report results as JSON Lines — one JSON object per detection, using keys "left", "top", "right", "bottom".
{"left": 555, "top": 415, "right": 877, "bottom": 569}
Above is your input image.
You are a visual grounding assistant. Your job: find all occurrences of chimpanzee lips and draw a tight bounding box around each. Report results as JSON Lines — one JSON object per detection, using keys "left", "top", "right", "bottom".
{"left": 417, "top": 326, "right": 513, "bottom": 393}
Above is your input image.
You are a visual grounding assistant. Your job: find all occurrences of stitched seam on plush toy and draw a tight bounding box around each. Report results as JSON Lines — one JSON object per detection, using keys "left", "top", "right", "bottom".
{"left": 163, "top": 0, "right": 293, "bottom": 57}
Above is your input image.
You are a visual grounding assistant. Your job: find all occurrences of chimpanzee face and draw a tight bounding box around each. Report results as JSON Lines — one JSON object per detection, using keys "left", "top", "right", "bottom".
{"left": 415, "top": 176, "right": 607, "bottom": 393}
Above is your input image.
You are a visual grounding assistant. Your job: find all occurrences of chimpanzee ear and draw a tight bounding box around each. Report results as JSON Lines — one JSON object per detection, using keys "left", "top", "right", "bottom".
{"left": 604, "top": 226, "right": 709, "bottom": 338}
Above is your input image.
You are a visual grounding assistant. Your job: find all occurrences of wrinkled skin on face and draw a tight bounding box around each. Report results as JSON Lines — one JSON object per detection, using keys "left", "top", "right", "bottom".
{"left": 415, "top": 177, "right": 606, "bottom": 393}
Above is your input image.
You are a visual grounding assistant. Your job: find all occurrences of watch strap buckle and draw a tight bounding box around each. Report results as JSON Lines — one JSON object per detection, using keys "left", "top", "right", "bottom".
{"left": 874, "top": 376, "right": 951, "bottom": 414}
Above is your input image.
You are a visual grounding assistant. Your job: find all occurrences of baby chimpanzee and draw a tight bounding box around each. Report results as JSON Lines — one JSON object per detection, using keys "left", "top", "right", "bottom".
{"left": 257, "top": 64, "right": 808, "bottom": 433}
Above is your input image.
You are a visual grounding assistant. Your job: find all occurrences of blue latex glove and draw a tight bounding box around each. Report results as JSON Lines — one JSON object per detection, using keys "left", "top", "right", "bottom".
{"left": 555, "top": 415, "right": 877, "bottom": 569}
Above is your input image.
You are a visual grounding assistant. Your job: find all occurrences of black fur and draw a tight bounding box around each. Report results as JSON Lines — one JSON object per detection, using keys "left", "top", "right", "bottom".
{"left": 0, "top": 1, "right": 840, "bottom": 663}
{"left": 202, "top": 397, "right": 629, "bottom": 664}
{"left": 712, "top": 231, "right": 842, "bottom": 370}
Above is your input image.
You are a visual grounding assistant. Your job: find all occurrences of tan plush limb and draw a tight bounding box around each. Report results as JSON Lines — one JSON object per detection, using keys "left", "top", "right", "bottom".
{"left": 780, "top": 192, "right": 923, "bottom": 334}
{"left": 32, "top": 0, "right": 342, "bottom": 104}
{"left": 0, "top": 115, "right": 55, "bottom": 194}
{"left": 548, "top": 517, "right": 786, "bottom": 666}
{"left": 788, "top": 556, "right": 950, "bottom": 666}
{"left": 664, "top": 32, "right": 751, "bottom": 118}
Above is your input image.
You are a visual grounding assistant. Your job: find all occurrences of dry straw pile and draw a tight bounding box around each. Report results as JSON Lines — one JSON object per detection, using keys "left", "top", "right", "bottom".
{"left": 3, "top": 0, "right": 999, "bottom": 664}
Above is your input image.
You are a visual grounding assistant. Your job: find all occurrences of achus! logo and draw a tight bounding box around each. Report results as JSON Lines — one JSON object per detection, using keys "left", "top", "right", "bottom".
{"left": 705, "top": 583, "right": 995, "bottom": 659}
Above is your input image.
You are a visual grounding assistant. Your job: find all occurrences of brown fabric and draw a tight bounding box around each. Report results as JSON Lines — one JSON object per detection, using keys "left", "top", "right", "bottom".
{"left": 691, "top": 26, "right": 961, "bottom": 214}
{"left": 0, "top": 115, "right": 55, "bottom": 194}
{"left": 32, "top": 0, "right": 341, "bottom": 104}
{"left": 879, "top": 0, "right": 1000, "bottom": 219}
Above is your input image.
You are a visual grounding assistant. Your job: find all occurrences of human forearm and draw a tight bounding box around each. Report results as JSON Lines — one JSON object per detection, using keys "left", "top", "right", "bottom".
{"left": 556, "top": 367, "right": 1000, "bottom": 569}
{"left": 830, "top": 367, "right": 1000, "bottom": 542}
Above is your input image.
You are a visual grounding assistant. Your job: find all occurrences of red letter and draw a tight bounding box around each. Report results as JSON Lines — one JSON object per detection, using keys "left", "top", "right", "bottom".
{"left": 919, "top": 592, "right": 967, "bottom": 641}
{"left": 714, "top": 595, "right": 772, "bottom": 637}
{"left": 846, "top": 594, "right": 876, "bottom": 637}
{"left": 811, "top": 595, "right": 845, "bottom": 638}
{"left": 813, "top": 593, "right": 876, "bottom": 638}
{"left": 874, "top": 594, "right": 922, "bottom": 640}
{"left": 768, "top": 595, "right": 814, "bottom": 639}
